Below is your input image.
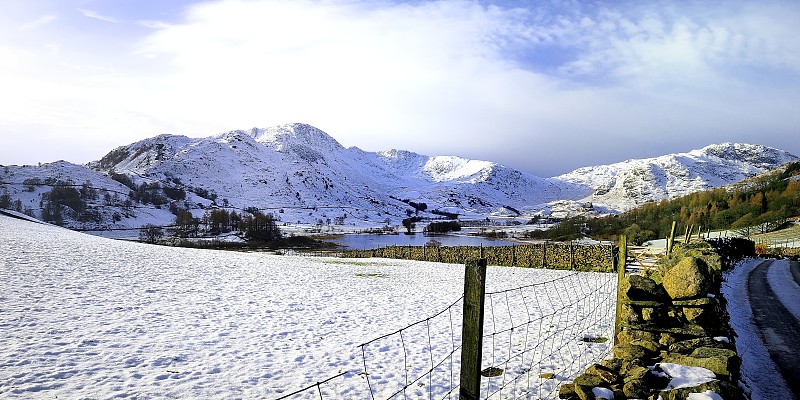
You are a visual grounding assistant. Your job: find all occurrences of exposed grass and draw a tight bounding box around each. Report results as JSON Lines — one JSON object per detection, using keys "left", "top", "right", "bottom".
{"left": 323, "top": 260, "right": 374, "bottom": 267}
{"left": 354, "top": 272, "right": 389, "bottom": 278}
{"left": 752, "top": 223, "right": 800, "bottom": 246}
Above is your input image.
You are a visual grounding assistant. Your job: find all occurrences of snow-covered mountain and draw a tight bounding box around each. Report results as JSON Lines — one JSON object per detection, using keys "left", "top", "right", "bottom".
{"left": 557, "top": 143, "right": 798, "bottom": 211}
{"left": 1, "top": 123, "right": 796, "bottom": 231}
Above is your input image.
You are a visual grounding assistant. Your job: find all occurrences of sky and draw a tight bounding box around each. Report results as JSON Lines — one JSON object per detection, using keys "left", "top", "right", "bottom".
{"left": 1, "top": 0, "right": 799, "bottom": 177}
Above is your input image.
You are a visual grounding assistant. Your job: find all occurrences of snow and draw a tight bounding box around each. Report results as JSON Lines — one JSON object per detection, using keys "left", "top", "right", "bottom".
{"left": 5, "top": 123, "right": 792, "bottom": 232}
{"left": 0, "top": 215, "right": 615, "bottom": 398}
{"left": 765, "top": 260, "right": 800, "bottom": 321}
{"left": 721, "top": 258, "right": 794, "bottom": 399}
{"left": 592, "top": 386, "right": 614, "bottom": 399}
{"left": 686, "top": 390, "right": 723, "bottom": 400}
{"left": 556, "top": 142, "right": 797, "bottom": 212}
{"left": 657, "top": 363, "right": 716, "bottom": 390}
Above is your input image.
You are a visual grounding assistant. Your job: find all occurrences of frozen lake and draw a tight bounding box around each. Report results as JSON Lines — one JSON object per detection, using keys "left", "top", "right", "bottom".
{"left": 331, "top": 233, "right": 515, "bottom": 250}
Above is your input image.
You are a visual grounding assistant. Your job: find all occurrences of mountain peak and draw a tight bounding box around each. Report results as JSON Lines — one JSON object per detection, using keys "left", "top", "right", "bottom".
{"left": 691, "top": 142, "right": 796, "bottom": 169}
{"left": 246, "top": 123, "right": 344, "bottom": 153}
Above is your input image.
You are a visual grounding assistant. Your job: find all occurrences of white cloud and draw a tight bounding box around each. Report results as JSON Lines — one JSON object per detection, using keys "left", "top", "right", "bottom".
{"left": 77, "top": 8, "right": 119, "bottom": 23}
{"left": 20, "top": 14, "right": 57, "bottom": 30}
{"left": 2, "top": 0, "right": 799, "bottom": 175}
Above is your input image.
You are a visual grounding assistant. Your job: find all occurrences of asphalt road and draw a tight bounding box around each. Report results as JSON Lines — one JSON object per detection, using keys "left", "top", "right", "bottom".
{"left": 747, "top": 259, "right": 800, "bottom": 399}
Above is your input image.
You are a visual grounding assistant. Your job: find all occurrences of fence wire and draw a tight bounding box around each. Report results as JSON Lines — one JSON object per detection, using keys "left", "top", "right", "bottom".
{"left": 272, "top": 268, "right": 616, "bottom": 400}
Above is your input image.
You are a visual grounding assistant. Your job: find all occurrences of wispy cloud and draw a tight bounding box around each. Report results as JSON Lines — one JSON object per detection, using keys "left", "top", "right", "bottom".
{"left": 77, "top": 8, "right": 119, "bottom": 23}
{"left": 20, "top": 14, "right": 57, "bottom": 30}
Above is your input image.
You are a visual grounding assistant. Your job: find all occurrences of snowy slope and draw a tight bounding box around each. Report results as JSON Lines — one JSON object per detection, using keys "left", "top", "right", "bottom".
{"left": 83, "top": 123, "right": 585, "bottom": 226}
{"left": 556, "top": 143, "right": 798, "bottom": 212}
{"left": 1, "top": 124, "right": 796, "bottom": 230}
{"left": 0, "top": 214, "right": 615, "bottom": 399}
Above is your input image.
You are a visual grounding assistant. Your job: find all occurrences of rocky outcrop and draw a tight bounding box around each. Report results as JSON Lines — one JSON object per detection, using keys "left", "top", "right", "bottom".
{"left": 559, "top": 243, "right": 745, "bottom": 400}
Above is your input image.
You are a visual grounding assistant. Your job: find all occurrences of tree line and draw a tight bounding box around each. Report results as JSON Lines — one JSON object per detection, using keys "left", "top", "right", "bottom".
{"left": 533, "top": 161, "right": 800, "bottom": 244}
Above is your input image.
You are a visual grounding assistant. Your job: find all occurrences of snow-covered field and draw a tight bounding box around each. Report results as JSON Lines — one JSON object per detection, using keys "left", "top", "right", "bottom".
{"left": 0, "top": 215, "right": 615, "bottom": 399}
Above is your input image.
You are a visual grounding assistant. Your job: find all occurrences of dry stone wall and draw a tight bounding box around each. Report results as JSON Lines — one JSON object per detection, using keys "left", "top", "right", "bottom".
{"left": 341, "top": 242, "right": 615, "bottom": 272}
{"left": 559, "top": 244, "right": 746, "bottom": 400}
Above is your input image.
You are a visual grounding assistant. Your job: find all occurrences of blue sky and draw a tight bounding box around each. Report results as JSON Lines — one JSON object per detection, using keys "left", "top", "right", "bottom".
{"left": 1, "top": 0, "right": 798, "bottom": 176}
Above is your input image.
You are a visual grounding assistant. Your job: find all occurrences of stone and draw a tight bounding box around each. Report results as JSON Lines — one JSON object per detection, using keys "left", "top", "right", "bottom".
{"left": 691, "top": 347, "right": 737, "bottom": 359}
{"left": 558, "top": 383, "right": 577, "bottom": 399}
{"left": 623, "top": 304, "right": 643, "bottom": 324}
{"left": 574, "top": 383, "right": 595, "bottom": 400}
{"left": 540, "top": 372, "right": 556, "bottom": 379}
{"left": 631, "top": 339, "right": 660, "bottom": 353}
{"left": 661, "top": 380, "right": 724, "bottom": 400}
{"left": 624, "top": 365, "right": 650, "bottom": 382}
{"left": 623, "top": 379, "right": 649, "bottom": 399}
{"left": 614, "top": 343, "right": 657, "bottom": 360}
{"left": 620, "top": 359, "right": 646, "bottom": 376}
{"left": 617, "top": 329, "right": 658, "bottom": 344}
{"left": 673, "top": 297, "right": 715, "bottom": 306}
{"left": 659, "top": 333, "right": 677, "bottom": 348}
{"left": 669, "top": 337, "right": 724, "bottom": 354}
{"left": 641, "top": 307, "right": 664, "bottom": 322}
{"left": 574, "top": 372, "right": 604, "bottom": 388}
{"left": 586, "top": 363, "right": 618, "bottom": 384}
{"left": 600, "top": 358, "right": 622, "bottom": 372}
{"left": 622, "top": 274, "right": 669, "bottom": 301}
{"left": 683, "top": 307, "right": 706, "bottom": 323}
{"left": 661, "top": 353, "right": 734, "bottom": 377}
{"left": 662, "top": 257, "right": 712, "bottom": 300}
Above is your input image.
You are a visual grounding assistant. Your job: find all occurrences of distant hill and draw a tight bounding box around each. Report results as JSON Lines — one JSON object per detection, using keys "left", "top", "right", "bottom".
{"left": 1, "top": 123, "right": 796, "bottom": 232}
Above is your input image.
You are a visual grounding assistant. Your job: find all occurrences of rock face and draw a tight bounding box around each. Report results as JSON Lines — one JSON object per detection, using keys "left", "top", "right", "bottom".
{"left": 662, "top": 257, "right": 711, "bottom": 300}
{"left": 559, "top": 247, "right": 746, "bottom": 400}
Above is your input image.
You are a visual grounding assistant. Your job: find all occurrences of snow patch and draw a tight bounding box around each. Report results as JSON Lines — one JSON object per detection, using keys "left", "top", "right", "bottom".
{"left": 658, "top": 363, "right": 716, "bottom": 389}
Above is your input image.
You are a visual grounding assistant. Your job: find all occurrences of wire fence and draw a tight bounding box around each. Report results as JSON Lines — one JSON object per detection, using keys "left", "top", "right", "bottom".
{"left": 271, "top": 266, "right": 617, "bottom": 400}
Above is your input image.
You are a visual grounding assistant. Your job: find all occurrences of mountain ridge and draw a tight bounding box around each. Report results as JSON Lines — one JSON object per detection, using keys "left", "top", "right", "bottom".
{"left": 1, "top": 123, "right": 797, "bottom": 231}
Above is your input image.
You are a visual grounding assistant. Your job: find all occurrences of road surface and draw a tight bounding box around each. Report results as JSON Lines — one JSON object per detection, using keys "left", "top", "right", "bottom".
{"left": 746, "top": 259, "right": 800, "bottom": 399}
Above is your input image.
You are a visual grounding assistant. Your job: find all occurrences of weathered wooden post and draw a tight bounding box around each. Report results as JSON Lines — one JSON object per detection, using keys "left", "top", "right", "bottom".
{"left": 667, "top": 221, "right": 677, "bottom": 254}
{"left": 459, "top": 258, "right": 488, "bottom": 400}
{"left": 614, "top": 235, "right": 628, "bottom": 345}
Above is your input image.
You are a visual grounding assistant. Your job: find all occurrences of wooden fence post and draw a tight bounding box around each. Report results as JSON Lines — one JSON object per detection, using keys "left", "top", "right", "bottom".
{"left": 667, "top": 221, "right": 677, "bottom": 254}
{"left": 614, "top": 235, "right": 627, "bottom": 346}
{"left": 459, "top": 258, "right": 488, "bottom": 400}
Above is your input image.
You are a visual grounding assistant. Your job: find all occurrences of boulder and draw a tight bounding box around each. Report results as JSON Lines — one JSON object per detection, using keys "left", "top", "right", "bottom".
{"left": 660, "top": 380, "right": 727, "bottom": 400}
{"left": 622, "top": 379, "right": 649, "bottom": 399}
{"left": 659, "top": 333, "right": 677, "bottom": 348}
{"left": 661, "top": 353, "right": 735, "bottom": 377}
{"left": 600, "top": 358, "right": 622, "bottom": 373}
{"left": 586, "top": 363, "right": 618, "bottom": 384}
{"left": 662, "top": 257, "right": 711, "bottom": 300}
{"left": 558, "top": 383, "right": 577, "bottom": 399}
{"left": 617, "top": 329, "right": 658, "bottom": 344}
{"left": 622, "top": 274, "right": 669, "bottom": 301}
{"left": 669, "top": 337, "right": 726, "bottom": 355}
{"left": 573, "top": 372, "right": 603, "bottom": 388}
{"left": 613, "top": 343, "right": 657, "bottom": 360}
